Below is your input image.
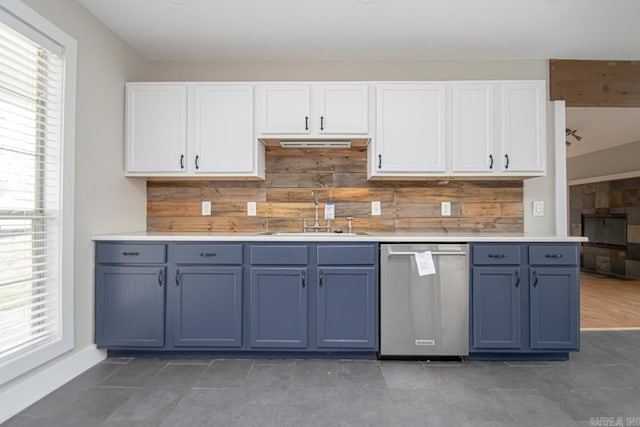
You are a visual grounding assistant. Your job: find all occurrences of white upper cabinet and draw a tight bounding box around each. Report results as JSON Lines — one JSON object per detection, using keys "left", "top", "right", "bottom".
{"left": 451, "top": 82, "right": 496, "bottom": 174}
{"left": 258, "top": 84, "right": 311, "bottom": 134}
{"left": 500, "top": 81, "right": 546, "bottom": 174}
{"left": 370, "top": 80, "right": 546, "bottom": 179}
{"left": 126, "top": 80, "right": 545, "bottom": 180}
{"left": 315, "top": 85, "right": 369, "bottom": 135}
{"left": 191, "top": 84, "right": 256, "bottom": 175}
{"left": 257, "top": 83, "right": 370, "bottom": 137}
{"left": 125, "top": 82, "right": 264, "bottom": 179}
{"left": 126, "top": 83, "right": 187, "bottom": 174}
{"left": 372, "top": 83, "right": 447, "bottom": 176}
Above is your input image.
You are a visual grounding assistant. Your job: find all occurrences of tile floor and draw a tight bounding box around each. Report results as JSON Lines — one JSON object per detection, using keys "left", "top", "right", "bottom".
{"left": 3, "top": 331, "right": 640, "bottom": 427}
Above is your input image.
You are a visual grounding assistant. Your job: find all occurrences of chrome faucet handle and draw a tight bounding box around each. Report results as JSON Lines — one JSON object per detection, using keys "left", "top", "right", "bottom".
{"left": 346, "top": 217, "right": 354, "bottom": 234}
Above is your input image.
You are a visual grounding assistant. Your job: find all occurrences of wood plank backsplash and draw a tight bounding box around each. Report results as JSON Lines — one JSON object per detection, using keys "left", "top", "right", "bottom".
{"left": 147, "top": 147, "right": 524, "bottom": 233}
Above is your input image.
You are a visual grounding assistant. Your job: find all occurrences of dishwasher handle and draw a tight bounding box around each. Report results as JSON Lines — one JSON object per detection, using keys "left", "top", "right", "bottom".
{"left": 387, "top": 250, "right": 467, "bottom": 257}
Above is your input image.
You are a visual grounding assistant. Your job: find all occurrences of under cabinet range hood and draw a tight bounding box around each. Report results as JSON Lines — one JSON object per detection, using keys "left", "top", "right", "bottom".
{"left": 260, "top": 138, "right": 370, "bottom": 148}
{"left": 280, "top": 140, "right": 351, "bottom": 148}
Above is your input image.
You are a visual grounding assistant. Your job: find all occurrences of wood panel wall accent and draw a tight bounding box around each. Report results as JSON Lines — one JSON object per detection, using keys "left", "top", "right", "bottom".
{"left": 550, "top": 59, "right": 640, "bottom": 107}
{"left": 147, "top": 147, "right": 524, "bottom": 233}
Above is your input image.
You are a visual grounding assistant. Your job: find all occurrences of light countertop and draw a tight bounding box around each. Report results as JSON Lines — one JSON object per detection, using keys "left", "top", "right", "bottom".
{"left": 92, "top": 231, "right": 587, "bottom": 243}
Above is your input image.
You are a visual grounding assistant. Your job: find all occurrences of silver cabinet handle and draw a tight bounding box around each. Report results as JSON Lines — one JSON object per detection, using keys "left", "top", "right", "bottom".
{"left": 387, "top": 251, "right": 467, "bottom": 256}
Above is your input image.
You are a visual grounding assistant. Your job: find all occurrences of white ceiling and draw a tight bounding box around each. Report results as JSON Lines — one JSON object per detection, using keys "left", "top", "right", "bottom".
{"left": 565, "top": 108, "right": 640, "bottom": 158}
{"left": 76, "top": 0, "right": 640, "bottom": 61}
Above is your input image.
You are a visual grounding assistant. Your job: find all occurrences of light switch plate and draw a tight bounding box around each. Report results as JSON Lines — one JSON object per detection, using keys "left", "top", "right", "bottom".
{"left": 247, "top": 201, "right": 257, "bottom": 216}
{"left": 371, "top": 201, "right": 381, "bottom": 216}
{"left": 533, "top": 200, "right": 544, "bottom": 217}
{"left": 441, "top": 201, "right": 451, "bottom": 216}
{"left": 201, "top": 201, "right": 211, "bottom": 216}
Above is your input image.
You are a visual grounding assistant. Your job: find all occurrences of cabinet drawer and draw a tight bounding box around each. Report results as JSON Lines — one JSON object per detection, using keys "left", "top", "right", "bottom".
{"left": 96, "top": 243, "right": 166, "bottom": 264}
{"left": 317, "top": 245, "right": 376, "bottom": 265}
{"left": 472, "top": 245, "right": 520, "bottom": 265}
{"left": 250, "top": 245, "right": 308, "bottom": 265}
{"left": 529, "top": 245, "right": 578, "bottom": 266}
{"left": 174, "top": 244, "right": 242, "bottom": 264}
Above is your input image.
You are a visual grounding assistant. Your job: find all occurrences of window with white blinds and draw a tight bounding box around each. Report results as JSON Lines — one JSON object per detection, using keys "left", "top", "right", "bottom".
{"left": 0, "top": 20, "right": 64, "bottom": 361}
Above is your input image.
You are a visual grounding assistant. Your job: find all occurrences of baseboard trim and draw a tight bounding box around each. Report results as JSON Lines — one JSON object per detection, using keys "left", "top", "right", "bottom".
{"left": 581, "top": 327, "right": 640, "bottom": 331}
{"left": 0, "top": 344, "right": 106, "bottom": 423}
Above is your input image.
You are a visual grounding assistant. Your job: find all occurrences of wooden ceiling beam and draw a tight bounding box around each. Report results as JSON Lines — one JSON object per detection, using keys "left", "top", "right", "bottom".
{"left": 550, "top": 59, "right": 640, "bottom": 107}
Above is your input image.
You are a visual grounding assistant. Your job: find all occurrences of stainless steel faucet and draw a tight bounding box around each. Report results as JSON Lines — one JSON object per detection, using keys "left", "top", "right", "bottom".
{"left": 303, "top": 191, "right": 331, "bottom": 233}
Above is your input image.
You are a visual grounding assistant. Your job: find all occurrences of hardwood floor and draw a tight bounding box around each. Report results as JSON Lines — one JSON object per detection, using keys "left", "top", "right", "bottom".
{"left": 581, "top": 272, "right": 640, "bottom": 330}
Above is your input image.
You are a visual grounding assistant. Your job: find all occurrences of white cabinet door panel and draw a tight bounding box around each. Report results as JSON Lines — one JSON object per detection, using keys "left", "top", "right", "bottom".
{"left": 452, "top": 83, "right": 495, "bottom": 173}
{"left": 126, "top": 84, "right": 187, "bottom": 174}
{"left": 259, "top": 85, "right": 310, "bottom": 134}
{"left": 375, "top": 84, "right": 446, "bottom": 174}
{"left": 192, "top": 85, "right": 254, "bottom": 174}
{"left": 316, "top": 85, "right": 369, "bottom": 135}
{"left": 501, "top": 82, "right": 546, "bottom": 173}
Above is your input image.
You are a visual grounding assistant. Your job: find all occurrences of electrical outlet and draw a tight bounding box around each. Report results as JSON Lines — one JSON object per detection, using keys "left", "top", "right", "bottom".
{"left": 441, "top": 201, "right": 451, "bottom": 216}
{"left": 201, "top": 201, "right": 211, "bottom": 216}
{"left": 371, "top": 201, "right": 381, "bottom": 216}
{"left": 533, "top": 200, "right": 544, "bottom": 217}
{"left": 247, "top": 201, "right": 257, "bottom": 216}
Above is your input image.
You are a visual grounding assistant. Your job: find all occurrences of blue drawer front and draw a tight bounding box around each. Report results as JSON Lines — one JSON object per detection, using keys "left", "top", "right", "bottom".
{"left": 174, "top": 244, "right": 243, "bottom": 264}
{"left": 250, "top": 245, "right": 309, "bottom": 265}
{"left": 317, "top": 245, "right": 376, "bottom": 265}
{"left": 529, "top": 245, "right": 578, "bottom": 266}
{"left": 96, "top": 243, "right": 166, "bottom": 264}
{"left": 473, "top": 245, "right": 521, "bottom": 265}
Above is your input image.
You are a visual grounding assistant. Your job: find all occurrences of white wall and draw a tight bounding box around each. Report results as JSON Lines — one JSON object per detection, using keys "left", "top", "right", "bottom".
{"left": 147, "top": 59, "right": 547, "bottom": 81}
{"left": 147, "top": 59, "right": 557, "bottom": 234}
{"left": 1, "top": 0, "right": 147, "bottom": 401}
{"left": 567, "top": 139, "right": 640, "bottom": 182}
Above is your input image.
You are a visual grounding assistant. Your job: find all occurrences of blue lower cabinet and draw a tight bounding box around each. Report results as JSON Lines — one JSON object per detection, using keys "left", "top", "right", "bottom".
{"left": 317, "top": 267, "right": 376, "bottom": 349}
{"left": 472, "top": 266, "right": 522, "bottom": 349}
{"left": 529, "top": 267, "right": 579, "bottom": 350}
{"left": 96, "top": 265, "right": 166, "bottom": 348}
{"left": 173, "top": 267, "right": 243, "bottom": 347}
{"left": 249, "top": 267, "right": 308, "bottom": 348}
{"left": 470, "top": 243, "right": 581, "bottom": 357}
{"left": 95, "top": 242, "right": 379, "bottom": 354}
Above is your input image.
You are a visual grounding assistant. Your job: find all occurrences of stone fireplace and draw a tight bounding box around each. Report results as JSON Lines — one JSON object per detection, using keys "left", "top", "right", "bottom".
{"left": 569, "top": 176, "right": 640, "bottom": 279}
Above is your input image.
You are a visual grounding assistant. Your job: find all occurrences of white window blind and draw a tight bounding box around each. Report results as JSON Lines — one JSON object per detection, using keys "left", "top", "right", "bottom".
{"left": 0, "top": 19, "right": 64, "bottom": 361}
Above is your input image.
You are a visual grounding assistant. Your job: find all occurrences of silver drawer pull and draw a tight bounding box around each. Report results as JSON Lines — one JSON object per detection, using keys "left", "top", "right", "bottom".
{"left": 488, "top": 253, "right": 506, "bottom": 259}
{"left": 388, "top": 251, "right": 467, "bottom": 257}
{"left": 545, "top": 254, "right": 563, "bottom": 259}
{"left": 121, "top": 251, "right": 140, "bottom": 256}
{"left": 199, "top": 252, "right": 217, "bottom": 257}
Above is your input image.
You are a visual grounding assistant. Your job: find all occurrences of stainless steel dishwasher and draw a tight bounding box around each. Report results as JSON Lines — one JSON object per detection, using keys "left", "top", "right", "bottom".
{"left": 380, "top": 243, "right": 469, "bottom": 357}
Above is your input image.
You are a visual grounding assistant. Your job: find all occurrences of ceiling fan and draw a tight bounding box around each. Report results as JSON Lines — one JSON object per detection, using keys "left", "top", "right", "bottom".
{"left": 566, "top": 128, "right": 582, "bottom": 146}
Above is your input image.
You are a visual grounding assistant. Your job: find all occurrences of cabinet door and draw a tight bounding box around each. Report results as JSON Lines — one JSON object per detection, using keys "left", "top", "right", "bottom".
{"left": 192, "top": 84, "right": 255, "bottom": 174}
{"left": 529, "top": 267, "right": 579, "bottom": 350}
{"left": 96, "top": 266, "right": 165, "bottom": 347}
{"left": 258, "top": 84, "right": 310, "bottom": 134}
{"left": 472, "top": 267, "right": 522, "bottom": 349}
{"left": 375, "top": 84, "right": 446, "bottom": 174}
{"left": 315, "top": 84, "right": 369, "bottom": 135}
{"left": 501, "top": 81, "right": 546, "bottom": 174}
{"left": 317, "top": 267, "right": 376, "bottom": 349}
{"left": 452, "top": 83, "right": 496, "bottom": 173}
{"left": 126, "top": 84, "right": 187, "bottom": 174}
{"left": 173, "top": 267, "right": 243, "bottom": 347}
{"left": 249, "top": 268, "right": 308, "bottom": 348}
